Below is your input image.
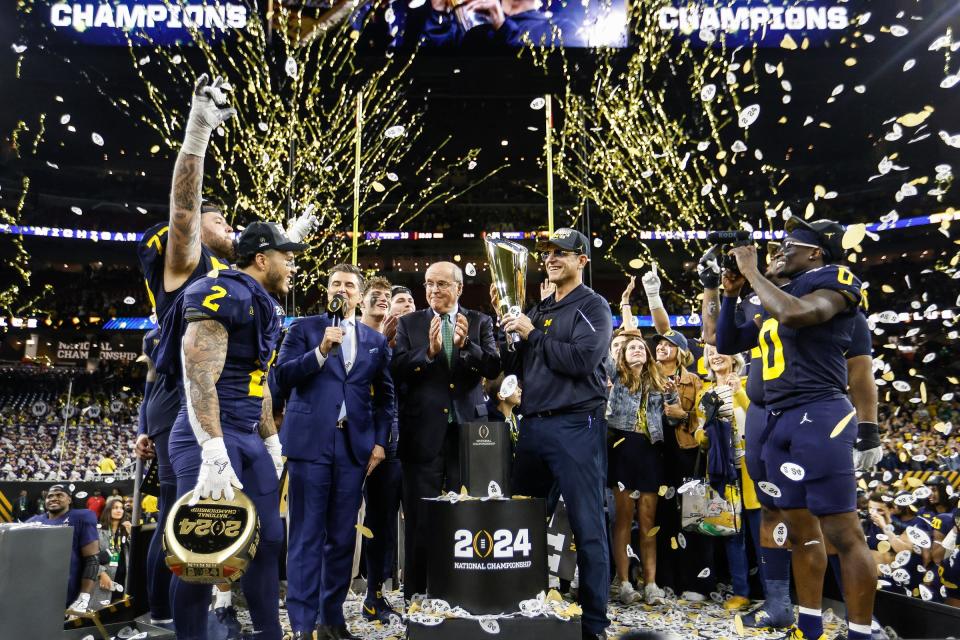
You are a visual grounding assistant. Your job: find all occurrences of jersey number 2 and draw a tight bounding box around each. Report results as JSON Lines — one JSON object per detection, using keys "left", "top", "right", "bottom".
{"left": 202, "top": 285, "right": 227, "bottom": 312}
{"left": 758, "top": 318, "right": 785, "bottom": 380}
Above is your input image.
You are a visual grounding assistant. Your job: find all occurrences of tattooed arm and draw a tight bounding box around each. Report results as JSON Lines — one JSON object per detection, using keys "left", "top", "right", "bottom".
{"left": 164, "top": 152, "right": 204, "bottom": 289}
{"left": 182, "top": 319, "right": 227, "bottom": 443}
{"left": 259, "top": 384, "right": 277, "bottom": 439}
{"left": 701, "top": 288, "right": 720, "bottom": 346}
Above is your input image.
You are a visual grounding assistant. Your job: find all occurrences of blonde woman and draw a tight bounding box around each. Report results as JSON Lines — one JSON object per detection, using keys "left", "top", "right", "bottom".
{"left": 696, "top": 344, "right": 759, "bottom": 611}
{"left": 606, "top": 333, "right": 668, "bottom": 605}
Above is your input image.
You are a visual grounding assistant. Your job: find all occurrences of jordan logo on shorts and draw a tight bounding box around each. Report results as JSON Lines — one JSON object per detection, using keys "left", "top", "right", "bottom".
{"left": 800, "top": 413, "right": 812, "bottom": 424}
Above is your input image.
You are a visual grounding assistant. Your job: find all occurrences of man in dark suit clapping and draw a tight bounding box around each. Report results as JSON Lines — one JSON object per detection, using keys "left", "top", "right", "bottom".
{"left": 391, "top": 260, "right": 501, "bottom": 601}
{"left": 273, "top": 263, "right": 395, "bottom": 640}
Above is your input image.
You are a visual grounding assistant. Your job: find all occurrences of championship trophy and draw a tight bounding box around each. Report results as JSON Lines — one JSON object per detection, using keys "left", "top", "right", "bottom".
{"left": 484, "top": 237, "right": 528, "bottom": 351}
{"left": 164, "top": 490, "right": 260, "bottom": 584}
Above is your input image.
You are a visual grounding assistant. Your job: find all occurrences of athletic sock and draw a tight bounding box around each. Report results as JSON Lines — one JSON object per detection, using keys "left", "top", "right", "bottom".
{"left": 214, "top": 588, "right": 232, "bottom": 609}
{"left": 847, "top": 622, "right": 871, "bottom": 640}
{"left": 797, "top": 607, "right": 823, "bottom": 639}
{"left": 761, "top": 546, "right": 792, "bottom": 612}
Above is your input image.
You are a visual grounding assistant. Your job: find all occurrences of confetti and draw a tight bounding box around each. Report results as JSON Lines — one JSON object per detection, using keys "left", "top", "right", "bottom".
{"left": 758, "top": 481, "right": 782, "bottom": 498}
{"left": 529, "top": 97, "right": 545, "bottom": 110}
{"left": 697, "top": 568, "right": 711, "bottom": 579}
{"left": 91, "top": 133, "right": 104, "bottom": 146}
{"left": 355, "top": 524, "right": 374, "bottom": 539}
{"left": 780, "top": 463, "right": 805, "bottom": 481}
{"left": 829, "top": 409, "right": 857, "bottom": 438}
{"left": 773, "top": 522, "right": 788, "bottom": 546}
{"left": 384, "top": 125, "right": 406, "bottom": 139}
{"left": 737, "top": 104, "right": 760, "bottom": 128}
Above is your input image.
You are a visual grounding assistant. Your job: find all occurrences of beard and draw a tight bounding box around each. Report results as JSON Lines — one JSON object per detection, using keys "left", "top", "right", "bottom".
{"left": 266, "top": 264, "right": 289, "bottom": 295}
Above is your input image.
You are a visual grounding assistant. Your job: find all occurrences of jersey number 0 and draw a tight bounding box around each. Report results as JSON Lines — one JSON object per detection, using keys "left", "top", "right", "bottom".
{"left": 758, "top": 318, "right": 785, "bottom": 380}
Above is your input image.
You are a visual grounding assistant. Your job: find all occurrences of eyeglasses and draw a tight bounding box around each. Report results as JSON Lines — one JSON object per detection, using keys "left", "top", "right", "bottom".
{"left": 781, "top": 239, "right": 820, "bottom": 251}
{"left": 424, "top": 280, "right": 458, "bottom": 291}
{"left": 537, "top": 249, "right": 582, "bottom": 261}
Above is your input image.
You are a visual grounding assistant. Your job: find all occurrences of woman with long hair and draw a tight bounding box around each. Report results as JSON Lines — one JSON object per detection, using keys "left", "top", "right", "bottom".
{"left": 606, "top": 333, "right": 668, "bottom": 605}
{"left": 94, "top": 496, "right": 131, "bottom": 605}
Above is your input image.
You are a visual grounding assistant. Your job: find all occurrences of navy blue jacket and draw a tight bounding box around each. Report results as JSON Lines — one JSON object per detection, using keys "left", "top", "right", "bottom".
{"left": 503, "top": 284, "right": 612, "bottom": 415}
{"left": 273, "top": 315, "right": 395, "bottom": 465}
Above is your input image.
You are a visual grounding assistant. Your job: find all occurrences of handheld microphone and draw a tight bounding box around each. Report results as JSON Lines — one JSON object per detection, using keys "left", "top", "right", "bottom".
{"left": 326, "top": 293, "right": 346, "bottom": 355}
{"left": 707, "top": 230, "right": 752, "bottom": 243}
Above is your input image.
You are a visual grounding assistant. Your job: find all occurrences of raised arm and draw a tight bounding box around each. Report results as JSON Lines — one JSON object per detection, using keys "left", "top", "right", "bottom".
{"left": 697, "top": 247, "right": 722, "bottom": 345}
{"left": 641, "top": 266, "right": 671, "bottom": 334}
{"left": 730, "top": 245, "right": 851, "bottom": 329}
{"left": 165, "top": 75, "right": 236, "bottom": 287}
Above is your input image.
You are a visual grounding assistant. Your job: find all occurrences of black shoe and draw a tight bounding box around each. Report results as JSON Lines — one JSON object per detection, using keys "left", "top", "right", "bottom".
{"left": 361, "top": 591, "right": 400, "bottom": 624}
{"left": 214, "top": 606, "right": 243, "bottom": 640}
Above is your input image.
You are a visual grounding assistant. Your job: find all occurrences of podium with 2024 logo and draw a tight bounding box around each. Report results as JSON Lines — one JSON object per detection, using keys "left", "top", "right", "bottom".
{"left": 406, "top": 421, "right": 581, "bottom": 640}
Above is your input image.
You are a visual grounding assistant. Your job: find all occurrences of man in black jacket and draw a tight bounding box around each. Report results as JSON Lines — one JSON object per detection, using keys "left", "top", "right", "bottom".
{"left": 391, "top": 260, "right": 501, "bottom": 601}
{"left": 501, "top": 228, "right": 613, "bottom": 640}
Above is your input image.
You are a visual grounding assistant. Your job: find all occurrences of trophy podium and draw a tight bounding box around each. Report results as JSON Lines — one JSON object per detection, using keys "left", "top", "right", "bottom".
{"left": 408, "top": 237, "right": 580, "bottom": 639}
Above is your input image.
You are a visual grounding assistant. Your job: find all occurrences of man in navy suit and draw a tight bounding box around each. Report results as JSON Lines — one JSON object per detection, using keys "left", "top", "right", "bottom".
{"left": 273, "top": 263, "right": 395, "bottom": 640}
{"left": 391, "top": 260, "right": 502, "bottom": 601}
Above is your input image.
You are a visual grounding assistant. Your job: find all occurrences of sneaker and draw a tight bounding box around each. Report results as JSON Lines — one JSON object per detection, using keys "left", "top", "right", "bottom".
{"left": 724, "top": 595, "right": 751, "bottom": 611}
{"left": 644, "top": 582, "right": 666, "bottom": 605}
{"left": 619, "top": 581, "right": 643, "bottom": 605}
{"left": 742, "top": 605, "right": 794, "bottom": 630}
{"left": 680, "top": 591, "right": 706, "bottom": 602}
{"left": 361, "top": 591, "right": 400, "bottom": 624}
{"left": 609, "top": 581, "right": 621, "bottom": 598}
{"left": 213, "top": 606, "right": 242, "bottom": 640}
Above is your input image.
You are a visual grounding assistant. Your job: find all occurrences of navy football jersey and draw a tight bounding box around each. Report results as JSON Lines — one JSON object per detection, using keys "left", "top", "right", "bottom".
{"left": 759, "top": 265, "right": 862, "bottom": 410}
{"left": 137, "top": 222, "right": 230, "bottom": 321}
{"left": 28, "top": 509, "right": 99, "bottom": 605}
{"left": 921, "top": 510, "right": 956, "bottom": 537}
{"left": 846, "top": 309, "right": 873, "bottom": 359}
{"left": 739, "top": 294, "right": 765, "bottom": 406}
{"left": 176, "top": 270, "right": 285, "bottom": 431}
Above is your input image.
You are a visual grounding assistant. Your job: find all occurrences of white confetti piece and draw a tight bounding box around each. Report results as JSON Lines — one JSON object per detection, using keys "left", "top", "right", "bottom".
{"left": 919, "top": 584, "right": 933, "bottom": 601}
{"left": 773, "top": 522, "right": 788, "bottom": 546}
{"left": 939, "top": 130, "right": 960, "bottom": 148}
{"left": 758, "top": 481, "right": 782, "bottom": 498}
{"left": 478, "top": 618, "right": 500, "bottom": 634}
{"left": 941, "top": 74, "right": 960, "bottom": 89}
{"left": 885, "top": 124, "right": 903, "bottom": 141}
{"left": 700, "top": 84, "right": 716, "bottom": 102}
{"left": 697, "top": 568, "right": 711, "bottom": 579}
{"left": 408, "top": 0, "right": 427, "bottom": 7}
{"left": 385, "top": 125, "right": 406, "bottom": 139}
{"left": 91, "top": 133, "right": 104, "bottom": 146}
{"left": 906, "top": 526, "right": 931, "bottom": 549}
{"left": 892, "top": 380, "right": 911, "bottom": 392}
{"left": 60, "top": 114, "right": 71, "bottom": 125}
{"left": 889, "top": 25, "right": 909, "bottom": 37}
{"left": 854, "top": 85, "right": 866, "bottom": 93}
{"left": 737, "top": 104, "right": 760, "bottom": 128}
{"left": 730, "top": 140, "right": 747, "bottom": 153}
{"left": 529, "top": 97, "right": 545, "bottom": 110}
{"left": 830, "top": 84, "right": 845, "bottom": 97}
{"left": 284, "top": 56, "right": 298, "bottom": 78}
{"left": 70, "top": 206, "right": 83, "bottom": 215}
{"left": 678, "top": 479, "right": 701, "bottom": 494}
{"left": 465, "top": 263, "right": 476, "bottom": 277}
{"left": 912, "top": 486, "right": 932, "bottom": 500}
{"left": 487, "top": 481, "right": 502, "bottom": 498}
{"left": 892, "top": 568, "right": 911, "bottom": 584}
{"left": 74, "top": 491, "right": 88, "bottom": 499}
{"left": 902, "top": 59, "right": 916, "bottom": 72}
{"left": 257, "top": 122, "right": 268, "bottom": 132}
{"left": 893, "top": 493, "right": 916, "bottom": 507}
{"left": 780, "top": 463, "right": 805, "bottom": 481}
{"left": 929, "top": 34, "right": 952, "bottom": 50}
{"left": 677, "top": 532, "right": 686, "bottom": 548}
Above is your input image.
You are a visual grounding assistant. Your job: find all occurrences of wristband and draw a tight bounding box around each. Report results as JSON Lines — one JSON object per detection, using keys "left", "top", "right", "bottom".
{"left": 855, "top": 421, "right": 881, "bottom": 451}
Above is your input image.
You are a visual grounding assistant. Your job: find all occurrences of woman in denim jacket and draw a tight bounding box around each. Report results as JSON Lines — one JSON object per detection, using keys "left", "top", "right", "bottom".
{"left": 606, "top": 332, "right": 667, "bottom": 606}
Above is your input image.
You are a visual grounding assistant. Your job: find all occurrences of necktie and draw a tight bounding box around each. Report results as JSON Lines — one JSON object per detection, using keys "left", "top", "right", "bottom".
{"left": 441, "top": 313, "right": 454, "bottom": 366}
{"left": 338, "top": 321, "right": 354, "bottom": 422}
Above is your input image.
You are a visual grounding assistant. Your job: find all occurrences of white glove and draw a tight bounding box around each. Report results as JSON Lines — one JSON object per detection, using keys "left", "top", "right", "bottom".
{"left": 641, "top": 264, "right": 663, "bottom": 311}
{"left": 182, "top": 74, "right": 237, "bottom": 157}
{"left": 68, "top": 592, "right": 91, "bottom": 613}
{"left": 190, "top": 437, "right": 242, "bottom": 505}
{"left": 286, "top": 205, "right": 319, "bottom": 243}
{"left": 853, "top": 447, "right": 884, "bottom": 472}
{"left": 264, "top": 434, "right": 284, "bottom": 479}
{"left": 715, "top": 384, "right": 735, "bottom": 419}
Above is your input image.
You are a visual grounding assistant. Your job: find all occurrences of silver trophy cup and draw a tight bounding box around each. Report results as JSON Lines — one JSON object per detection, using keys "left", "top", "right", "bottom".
{"left": 484, "top": 237, "right": 529, "bottom": 351}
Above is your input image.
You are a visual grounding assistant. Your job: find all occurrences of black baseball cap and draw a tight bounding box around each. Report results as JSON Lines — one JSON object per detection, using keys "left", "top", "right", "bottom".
{"left": 391, "top": 285, "right": 413, "bottom": 298}
{"left": 536, "top": 227, "right": 591, "bottom": 259}
{"left": 784, "top": 216, "right": 846, "bottom": 263}
{"left": 47, "top": 484, "right": 72, "bottom": 496}
{"left": 236, "top": 221, "right": 307, "bottom": 256}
